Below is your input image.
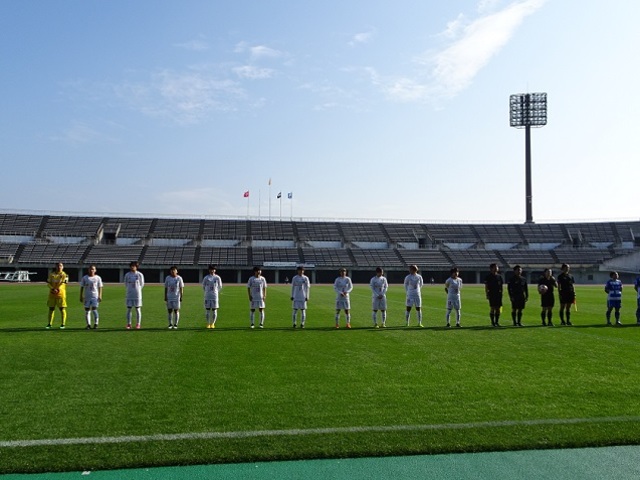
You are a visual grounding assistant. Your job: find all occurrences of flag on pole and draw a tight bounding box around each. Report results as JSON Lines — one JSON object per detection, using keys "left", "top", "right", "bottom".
{"left": 243, "top": 191, "right": 250, "bottom": 198}
{"left": 277, "top": 192, "right": 282, "bottom": 199}
{"left": 288, "top": 192, "right": 293, "bottom": 199}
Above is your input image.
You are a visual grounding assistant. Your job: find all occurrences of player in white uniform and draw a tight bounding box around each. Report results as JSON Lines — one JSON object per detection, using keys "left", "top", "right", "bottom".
{"left": 444, "top": 267, "right": 462, "bottom": 327}
{"left": 290, "top": 266, "right": 310, "bottom": 328}
{"left": 334, "top": 268, "right": 353, "bottom": 328}
{"left": 404, "top": 265, "right": 424, "bottom": 327}
{"left": 370, "top": 267, "right": 388, "bottom": 328}
{"left": 202, "top": 264, "right": 223, "bottom": 329}
{"left": 79, "top": 264, "right": 103, "bottom": 329}
{"left": 247, "top": 266, "right": 267, "bottom": 328}
{"left": 124, "top": 261, "right": 144, "bottom": 329}
{"left": 164, "top": 266, "right": 184, "bottom": 329}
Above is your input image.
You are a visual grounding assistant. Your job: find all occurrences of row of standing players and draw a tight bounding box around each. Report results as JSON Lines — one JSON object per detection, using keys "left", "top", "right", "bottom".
{"left": 44, "top": 261, "right": 640, "bottom": 330}
{"left": 485, "top": 263, "right": 639, "bottom": 327}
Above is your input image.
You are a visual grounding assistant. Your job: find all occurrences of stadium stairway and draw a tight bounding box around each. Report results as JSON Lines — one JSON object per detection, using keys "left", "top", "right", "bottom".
{"left": 440, "top": 249, "right": 455, "bottom": 266}
{"left": 494, "top": 250, "right": 510, "bottom": 269}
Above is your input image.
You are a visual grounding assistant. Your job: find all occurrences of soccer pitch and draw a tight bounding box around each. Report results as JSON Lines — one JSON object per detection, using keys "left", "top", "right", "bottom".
{"left": 1, "top": 282, "right": 639, "bottom": 474}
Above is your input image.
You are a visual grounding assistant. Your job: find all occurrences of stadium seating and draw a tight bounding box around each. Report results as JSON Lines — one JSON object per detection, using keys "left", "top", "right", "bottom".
{"left": 1, "top": 212, "right": 639, "bottom": 280}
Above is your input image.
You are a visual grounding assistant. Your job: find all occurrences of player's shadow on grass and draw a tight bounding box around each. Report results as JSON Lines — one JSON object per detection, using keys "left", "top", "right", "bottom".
{"left": 1, "top": 323, "right": 638, "bottom": 333}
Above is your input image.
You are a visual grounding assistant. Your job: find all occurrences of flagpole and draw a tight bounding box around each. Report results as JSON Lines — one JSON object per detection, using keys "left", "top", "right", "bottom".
{"left": 268, "top": 179, "right": 272, "bottom": 220}
{"left": 289, "top": 193, "right": 293, "bottom": 220}
{"left": 258, "top": 190, "right": 261, "bottom": 219}
{"left": 279, "top": 195, "right": 282, "bottom": 220}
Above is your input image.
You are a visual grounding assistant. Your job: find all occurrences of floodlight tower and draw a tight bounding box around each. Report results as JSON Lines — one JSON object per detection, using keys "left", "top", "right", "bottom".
{"left": 510, "top": 92, "right": 547, "bottom": 224}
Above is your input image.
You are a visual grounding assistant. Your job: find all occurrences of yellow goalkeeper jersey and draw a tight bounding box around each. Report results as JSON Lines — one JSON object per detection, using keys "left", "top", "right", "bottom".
{"left": 47, "top": 271, "right": 68, "bottom": 297}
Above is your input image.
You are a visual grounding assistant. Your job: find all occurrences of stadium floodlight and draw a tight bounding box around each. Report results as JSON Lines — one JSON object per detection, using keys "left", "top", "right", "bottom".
{"left": 510, "top": 92, "right": 547, "bottom": 224}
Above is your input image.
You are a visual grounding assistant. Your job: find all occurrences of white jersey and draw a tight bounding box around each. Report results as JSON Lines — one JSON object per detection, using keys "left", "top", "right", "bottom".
{"left": 445, "top": 277, "right": 462, "bottom": 298}
{"left": 334, "top": 276, "right": 353, "bottom": 299}
{"left": 247, "top": 275, "right": 267, "bottom": 301}
{"left": 291, "top": 274, "right": 310, "bottom": 302}
{"left": 124, "top": 271, "right": 144, "bottom": 302}
{"left": 80, "top": 274, "right": 103, "bottom": 301}
{"left": 164, "top": 275, "right": 184, "bottom": 302}
{"left": 202, "top": 274, "right": 223, "bottom": 300}
{"left": 370, "top": 275, "right": 388, "bottom": 298}
{"left": 404, "top": 273, "right": 424, "bottom": 299}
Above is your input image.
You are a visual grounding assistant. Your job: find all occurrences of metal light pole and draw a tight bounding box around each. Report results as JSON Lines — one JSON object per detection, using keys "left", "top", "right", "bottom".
{"left": 510, "top": 93, "right": 547, "bottom": 224}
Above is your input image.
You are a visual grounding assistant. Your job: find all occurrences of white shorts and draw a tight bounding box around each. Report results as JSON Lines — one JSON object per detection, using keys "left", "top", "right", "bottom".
{"left": 251, "top": 300, "right": 265, "bottom": 310}
{"left": 205, "top": 298, "right": 219, "bottom": 309}
{"left": 447, "top": 296, "right": 461, "bottom": 310}
{"left": 406, "top": 295, "right": 422, "bottom": 308}
{"left": 372, "top": 297, "right": 387, "bottom": 311}
{"left": 126, "top": 298, "right": 142, "bottom": 308}
{"left": 167, "top": 299, "right": 181, "bottom": 310}
{"left": 84, "top": 298, "right": 99, "bottom": 309}
{"left": 336, "top": 295, "right": 350, "bottom": 310}
{"left": 292, "top": 300, "right": 307, "bottom": 310}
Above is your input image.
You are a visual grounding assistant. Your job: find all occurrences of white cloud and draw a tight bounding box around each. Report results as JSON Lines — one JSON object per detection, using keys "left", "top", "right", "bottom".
{"left": 349, "top": 29, "right": 376, "bottom": 46}
{"left": 235, "top": 42, "right": 284, "bottom": 59}
{"left": 173, "top": 39, "right": 209, "bottom": 51}
{"left": 429, "top": 0, "right": 547, "bottom": 97}
{"left": 115, "top": 69, "right": 247, "bottom": 123}
{"left": 378, "top": 0, "right": 547, "bottom": 102}
{"left": 440, "top": 14, "right": 466, "bottom": 39}
{"left": 233, "top": 65, "right": 275, "bottom": 80}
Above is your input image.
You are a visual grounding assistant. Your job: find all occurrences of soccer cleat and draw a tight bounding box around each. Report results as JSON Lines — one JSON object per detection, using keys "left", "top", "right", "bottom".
{"left": 616, "top": 321, "right": 622, "bottom": 326}
{"left": 606, "top": 321, "right": 612, "bottom": 325}
{"left": 494, "top": 322, "right": 500, "bottom": 327}
{"left": 335, "top": 324, "right": 340, "bottom": 329}
{"left": 135, "top": 324, "right": 141, "bottom": 330}
{"left": 45, "top": 324, "right": 52, "bottom": 329}
{"left": 250, "top": 324, "right": 255, "bottom": 329}
{"left": 259, "top": 324, "right": 264, "bottom": 329}
{"left": 561, "top": 321, "right": 566, "bottom": 326}
{"left": 93, "top": 324, "right": 98, "bottom": 329}
{"left": 446, "top": 323, "right": 451, "bottom": 328}
{"left": 211, "top": 323, "right": 216, "bottom": 329}
{"left": 566, "top": 321, "right": 572, "bottom": 326}
{"left": 405, "top": 321, "right": 410, "bottom": 327}
{"left": 456, "top": 323, "right": 461, "bottom": 328}
{"left": 346, "top": 323, "right": 351, "bottom": 329}
{"left": 60, "top": 325, "right": 65, "bottom": 329}
{"left": 301, "top": 324, "right": 305, "bottom": 329}
{"left": 85, "top": 325, "right": 91, "bottom": 330}
{"left": 381, "top": 323, "right": 386, "bottom": 328}
{"left": 418, "top": 323, "right": 424, "bottom": 328}
{"left": 126, "top": 324, "right": 131, "bottom": 330}
{"left": 206, "top": 324, "right": 211, "bottom": 329}
{"left": 293, "top": 323, "right": 297, "bottom": 328}
{"left": 542, "top": 321, "right": 547, "bottom": 326}
{"left": 548, "top": 322, "right": 554, "bottom": 327}
{"left": 168, "top": 325, "right": 173, "bottom": 329}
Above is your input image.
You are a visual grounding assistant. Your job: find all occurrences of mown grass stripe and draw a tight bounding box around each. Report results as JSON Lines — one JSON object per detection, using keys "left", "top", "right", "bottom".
{"left": 3, "top": 416, "right": 640, "bottom": 448}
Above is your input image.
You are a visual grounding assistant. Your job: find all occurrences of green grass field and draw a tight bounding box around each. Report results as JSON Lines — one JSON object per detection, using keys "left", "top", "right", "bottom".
{"left": 1, "top": 281, "right": 639, "bottom": 474}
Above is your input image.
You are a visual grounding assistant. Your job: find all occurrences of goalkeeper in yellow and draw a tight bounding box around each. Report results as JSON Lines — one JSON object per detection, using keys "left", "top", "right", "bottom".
{"left": 46, "top": 262, "right": 69, "bottom": 329}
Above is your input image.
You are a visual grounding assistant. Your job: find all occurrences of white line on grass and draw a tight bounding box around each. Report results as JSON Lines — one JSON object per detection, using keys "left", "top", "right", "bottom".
{"left": 2, "top": 416, "right": 640, "bottom": 448}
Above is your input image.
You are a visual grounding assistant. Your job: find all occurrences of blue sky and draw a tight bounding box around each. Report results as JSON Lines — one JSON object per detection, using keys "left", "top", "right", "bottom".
{"left": 1, "top": 0, "right": 638, "bottom": 223}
